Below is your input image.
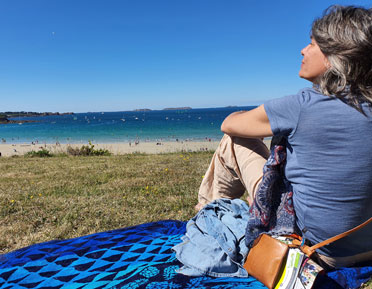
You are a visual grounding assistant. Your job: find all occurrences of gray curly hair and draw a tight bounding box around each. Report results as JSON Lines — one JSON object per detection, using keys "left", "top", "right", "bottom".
{"left": 311, "top": 5, "right": 372, "bottom": 109}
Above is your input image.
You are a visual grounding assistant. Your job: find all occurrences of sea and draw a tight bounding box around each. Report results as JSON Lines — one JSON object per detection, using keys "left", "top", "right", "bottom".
{"left": 0, "top": 106, "right": 256, "bottom": 144}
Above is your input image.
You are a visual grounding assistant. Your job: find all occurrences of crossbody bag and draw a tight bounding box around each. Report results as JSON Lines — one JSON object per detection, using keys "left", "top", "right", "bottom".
{"left": 243, "top": 216, "right": 372, "bottom": 289}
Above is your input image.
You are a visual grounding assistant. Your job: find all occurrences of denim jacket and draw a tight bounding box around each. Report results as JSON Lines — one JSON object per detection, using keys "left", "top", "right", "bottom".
{"left": 173, "top": 144, "right": 297, "bottom": 278}
{"left": 172, "top": 198, "right": 250, "bottom": 277}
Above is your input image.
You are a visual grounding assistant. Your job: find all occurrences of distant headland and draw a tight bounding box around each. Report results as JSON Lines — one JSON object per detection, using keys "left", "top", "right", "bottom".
{"left": 162, "top": 107, "right": 192, "bottom": 110}
{"left": 0, "top": 111, "right": 74, "bottom": 124}
{"left": 133, "top": 108, "right": 152, "bottom": 112}
{"left": 132, "top": 107, "right": 192, "bottom": 112}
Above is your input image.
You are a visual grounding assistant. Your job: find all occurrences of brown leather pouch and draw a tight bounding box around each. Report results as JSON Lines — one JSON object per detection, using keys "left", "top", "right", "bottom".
{"left": 243, "top": 217, "right": 372, "bottom": 288}
{"left": 243, "top": 234, "right": 288, "bottom": 289}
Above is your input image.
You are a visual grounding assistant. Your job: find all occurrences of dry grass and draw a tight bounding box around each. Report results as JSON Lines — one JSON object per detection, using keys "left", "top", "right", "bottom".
{"left": 0, "top": 152, "right": 213, "bottom": 253}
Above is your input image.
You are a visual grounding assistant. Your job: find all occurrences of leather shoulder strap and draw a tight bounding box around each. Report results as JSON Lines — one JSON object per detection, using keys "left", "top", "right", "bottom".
{"left": 305, "top": 217, "right": 372, "bottom": 255}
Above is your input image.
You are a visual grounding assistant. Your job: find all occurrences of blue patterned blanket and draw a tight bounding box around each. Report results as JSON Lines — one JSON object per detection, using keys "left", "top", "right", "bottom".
{"left": 0, "top": 220, "right": 371, "bottom": 289}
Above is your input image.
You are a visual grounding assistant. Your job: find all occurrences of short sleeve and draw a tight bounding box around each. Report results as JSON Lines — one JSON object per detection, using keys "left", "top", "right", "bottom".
{"left": 264, "top": 89, "right": 309, "bottom": 137}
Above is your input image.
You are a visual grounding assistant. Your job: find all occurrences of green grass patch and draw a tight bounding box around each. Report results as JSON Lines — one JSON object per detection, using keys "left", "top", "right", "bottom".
{"left": 0, "top": 151, "right": 212, "bottom": 253}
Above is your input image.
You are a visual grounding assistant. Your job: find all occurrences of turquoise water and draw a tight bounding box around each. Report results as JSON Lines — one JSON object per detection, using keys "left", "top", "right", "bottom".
{"left": 0, "top": 106, "right": 255, "bottom": 144}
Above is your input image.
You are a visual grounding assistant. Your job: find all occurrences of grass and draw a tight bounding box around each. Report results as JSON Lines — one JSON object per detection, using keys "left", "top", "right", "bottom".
{"left": 0, "top": 152, "right": 213, "bottom": 253}
{"left": 0, "top": 152, "right": 371, "bottom": 288}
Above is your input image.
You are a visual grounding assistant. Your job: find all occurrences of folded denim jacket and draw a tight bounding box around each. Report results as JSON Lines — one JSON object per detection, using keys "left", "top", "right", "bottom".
{"left": 172, "top": 198, "right": 250, "bottom": 277}
{"left": 173, "top": 144, "right": 297, "bottom": 278}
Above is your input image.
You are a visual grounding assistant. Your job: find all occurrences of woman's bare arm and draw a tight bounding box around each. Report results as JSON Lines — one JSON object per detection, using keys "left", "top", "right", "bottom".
{"left": 221, "top": 105, "right": 273, "bottom": 138}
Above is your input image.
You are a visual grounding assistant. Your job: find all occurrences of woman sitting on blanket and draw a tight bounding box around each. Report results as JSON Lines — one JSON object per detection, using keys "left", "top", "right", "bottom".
{"left": 195, "top": 5, "right": 372, "bottom": 269}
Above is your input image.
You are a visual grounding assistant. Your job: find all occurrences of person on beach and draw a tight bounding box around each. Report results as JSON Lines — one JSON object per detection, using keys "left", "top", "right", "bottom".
{"left": 195, "top": 5, "right": 372, "bottom": 269}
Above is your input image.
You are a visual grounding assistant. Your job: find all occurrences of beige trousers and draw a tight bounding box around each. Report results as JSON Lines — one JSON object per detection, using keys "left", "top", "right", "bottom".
{"left": 197, "top": 134, "right": 270, "bottom": 208}
{"left": 197, "top": 134, "right": 372, "bottom": 269}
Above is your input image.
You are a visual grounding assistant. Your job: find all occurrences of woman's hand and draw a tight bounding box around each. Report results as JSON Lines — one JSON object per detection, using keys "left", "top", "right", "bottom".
{"left": 221, "top": 105, "right": 273, "bottom": 138}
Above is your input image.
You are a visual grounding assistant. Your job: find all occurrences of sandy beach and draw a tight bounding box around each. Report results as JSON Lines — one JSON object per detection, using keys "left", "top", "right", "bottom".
{"left": 0, "top": 139, "right": 271, "bottom": 157}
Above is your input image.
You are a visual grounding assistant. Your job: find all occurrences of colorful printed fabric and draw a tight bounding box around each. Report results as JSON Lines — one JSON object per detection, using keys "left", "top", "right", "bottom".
{"left": 246, "top": 144, "right": 296, "bottom": 247}
{"left": 0, "top": 220, "right": 371, "bottom": 289}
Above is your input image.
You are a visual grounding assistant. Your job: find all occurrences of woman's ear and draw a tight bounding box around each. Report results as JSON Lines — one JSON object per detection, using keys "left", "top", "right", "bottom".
{"left": 324, "top": 57, "right": 331, "bottom": 69}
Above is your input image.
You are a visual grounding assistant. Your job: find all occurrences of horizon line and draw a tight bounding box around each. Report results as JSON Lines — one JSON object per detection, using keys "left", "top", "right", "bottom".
{"left": 2, "top": 104, "right": 259, "bottom": 115}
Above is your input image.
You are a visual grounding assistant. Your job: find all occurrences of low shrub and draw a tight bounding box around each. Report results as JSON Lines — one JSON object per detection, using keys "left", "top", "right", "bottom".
{"left": 25, "top": 148, "right": 53, "bottom": 158}
{"left": 67, "top": 141, "right": 111, "bottom": 156}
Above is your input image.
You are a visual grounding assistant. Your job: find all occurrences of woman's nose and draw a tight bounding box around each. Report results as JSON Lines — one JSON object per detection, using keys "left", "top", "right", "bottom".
{"left": 301, "top": 45, "right": 308, "bottom": 56}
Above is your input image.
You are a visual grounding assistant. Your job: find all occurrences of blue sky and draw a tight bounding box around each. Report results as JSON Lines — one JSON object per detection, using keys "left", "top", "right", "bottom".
{"left": 1, "top": 0, "right": 371, "bottom": 113}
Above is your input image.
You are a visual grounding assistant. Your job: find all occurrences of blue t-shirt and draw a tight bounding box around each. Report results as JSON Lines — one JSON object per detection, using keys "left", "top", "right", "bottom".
{"left": 264, "top": 87, "right": 372, "bottom": 257}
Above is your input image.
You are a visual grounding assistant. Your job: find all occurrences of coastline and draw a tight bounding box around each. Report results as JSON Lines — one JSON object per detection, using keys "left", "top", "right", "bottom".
{"left": 0, "top": 139, "right": 271, "bottom": 157}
